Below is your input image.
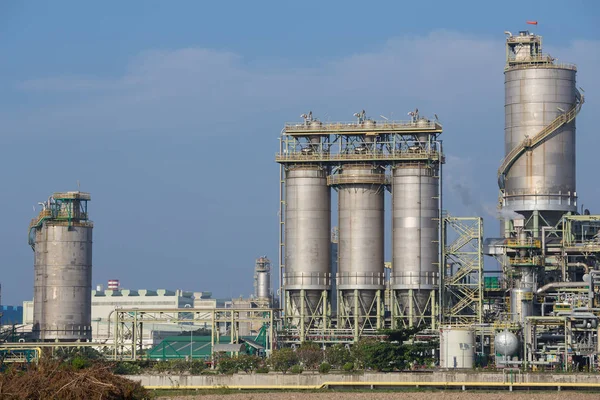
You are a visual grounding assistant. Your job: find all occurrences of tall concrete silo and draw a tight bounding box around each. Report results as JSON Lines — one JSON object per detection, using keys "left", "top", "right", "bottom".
{"left": 29, "top": 191, "right": 93, "bottom": 341}
{"left": 498, "top": 30, "right": 584, "bottom": 322}
{"left": 330, "top": 164, "right": 385, "bottom": 326}
{"left": 500, "top": 30, "right": 582, "bottom": 227}
{"left": 254, "top": 256, "right": 272, "bottom": 306}
{"left": 284, "top": 165, "right": 331, "bottom": 320}
{"left": 391, "top": 162, "right": 440, "bottom": 325}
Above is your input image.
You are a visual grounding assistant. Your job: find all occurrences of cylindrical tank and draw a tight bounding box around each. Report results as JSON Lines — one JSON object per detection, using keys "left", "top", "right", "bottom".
{"left": 336, "top": 165, "right": 385, "bottom": 316}
{"left": 440, "top": 326, "right": 475, "bottom": 368}
{"left": 285, "top": 165, "right": 331, "bottom": 312}
{"left": 33, "top": 224, "right": 93, "bottom": 341}
{"left": 510, "top": 288, "right": 533, "bottom": 323}
{"left": 504, "top": 64, "right": 577, "bottom": 214}
{"left": 494, "top": 330, "right": 519, "bottom": 357}
{"left": 391, "top": 164, "right": 439, "bottom": 315}
{"left": 254, "top": 256, "right": 271, "bottom": 303}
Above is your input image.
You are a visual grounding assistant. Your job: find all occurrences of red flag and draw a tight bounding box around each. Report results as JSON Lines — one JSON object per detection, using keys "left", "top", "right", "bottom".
{"left": 526, "top": 21, "right": 538, "bottom": 25}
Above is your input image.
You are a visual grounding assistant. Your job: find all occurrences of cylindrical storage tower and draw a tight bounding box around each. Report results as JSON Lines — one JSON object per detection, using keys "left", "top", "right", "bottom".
{"left": 439, "top": 326, "right": 475, "bottom": 368}
{"left": 502, "top": 31, "right": 579, "bottom": 223}
{"left": 333, "top": 165, "right": 385, "bottom": 318}
{"left": 391, "top": 164, "right": 439, "bottom": 320}
{"left": 31, "top": 192, "right": 93, "bottom": 341}
{"left": 254, "top": 256, "right": 271, "bottom": 305}
{"left": 284, "top": 165, "right": 331, "bottom": 314}
{"left": 510, "top": 288, "right": 534, "bottom": 323}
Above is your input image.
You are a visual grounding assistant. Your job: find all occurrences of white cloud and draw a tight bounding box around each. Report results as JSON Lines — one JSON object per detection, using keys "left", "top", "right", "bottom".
{"left": 9, "top": 31, "right": 511, "bottom": 136}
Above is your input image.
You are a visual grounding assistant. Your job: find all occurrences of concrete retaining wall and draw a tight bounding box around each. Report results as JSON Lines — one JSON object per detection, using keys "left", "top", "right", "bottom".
{"left": 126, "top": 371, "right": 600, "bottom": 389}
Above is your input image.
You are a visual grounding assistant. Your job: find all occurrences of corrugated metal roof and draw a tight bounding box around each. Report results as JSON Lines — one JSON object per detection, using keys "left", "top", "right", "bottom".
{"left": 147, "top": 335, "right": 253, "bottom": 360}
{"left": 213, "top": 343, "right": 245, "bottom": 353}
{"left": 147, "top": 336, "right": 213, "bottom": 360}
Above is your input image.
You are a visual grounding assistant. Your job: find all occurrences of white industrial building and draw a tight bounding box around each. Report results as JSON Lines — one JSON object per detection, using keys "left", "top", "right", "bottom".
{"left": 23, "top": 287, "right": 215, "bottom": 347}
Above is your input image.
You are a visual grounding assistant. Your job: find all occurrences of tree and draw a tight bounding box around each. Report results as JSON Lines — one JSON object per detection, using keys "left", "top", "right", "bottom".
{"left": 296, "top": 342, "right": 323, "bottom": 370}
{"left": 325, "top": 344, "right": 352, "bottom": 369}
{"left": 350, "top": 338, "right": 378, "bottom": 369}
{"left": 215, "top": 353, "right": 238, "bottom": 374}
{"left": 270, "top": 348, "right": 298, "bottom": 374}
{"left": 236, "top": 354, "right": 261, "bottom": 373}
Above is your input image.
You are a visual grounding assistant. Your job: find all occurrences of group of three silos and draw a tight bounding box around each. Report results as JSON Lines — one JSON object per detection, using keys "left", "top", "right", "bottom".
{"left": 283, "top": 129, "right": 440, "bottom": 327}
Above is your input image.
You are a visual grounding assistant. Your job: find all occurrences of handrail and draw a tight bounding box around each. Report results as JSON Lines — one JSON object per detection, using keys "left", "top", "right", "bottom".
{"left": 498, "top": 90, "right": 584, "bottom": 180}
{"left": 284, "top": 119, "right": 441, "bottom": 133}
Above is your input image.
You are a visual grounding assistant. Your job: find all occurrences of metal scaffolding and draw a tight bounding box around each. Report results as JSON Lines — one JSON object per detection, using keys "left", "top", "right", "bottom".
{"left": 112, "top": 308, "right": 275, "bottom": 361}
{"left": 441, "top": 216, "right": 484, "bottom": 325}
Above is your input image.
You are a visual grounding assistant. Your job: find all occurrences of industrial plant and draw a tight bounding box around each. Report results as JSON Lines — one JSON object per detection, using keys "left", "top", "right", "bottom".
{"left": 1, "top": 29, "right": 598, "bottom": 373}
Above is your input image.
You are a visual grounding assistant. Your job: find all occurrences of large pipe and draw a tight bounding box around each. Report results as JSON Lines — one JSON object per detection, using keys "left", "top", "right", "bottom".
{"left": 536, "top": 281, "right": 589, "bottom": 294}
{"left": 567, "top": 262, "right": 589, "bottom": 273}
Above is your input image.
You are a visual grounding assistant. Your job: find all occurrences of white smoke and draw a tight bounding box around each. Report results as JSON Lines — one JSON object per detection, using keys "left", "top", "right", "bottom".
{"left": 497, "top": 208, "right": 525, "bottom": 221}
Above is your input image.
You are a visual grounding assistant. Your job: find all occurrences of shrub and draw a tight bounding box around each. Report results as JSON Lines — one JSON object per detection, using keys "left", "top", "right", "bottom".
{"left": 113, "top": 362, "right": 142, "bottom": 375}
{"left": 71, "top": 356, "right": 90, "bottom": 370}
{"left": 152, "top": 361, "right": 171, "bottom": 373}
{"left": 342, "top": 362, "right": 354, "bottom": 372}
{"left": 270, "top": 348, "right": 299, "bottom": 374}
{"left": 296, "top": 342, "right": 323, "bottom": 370}
{"left": 318, "top": 362, "right": 331, "bottom": 374}
{"left": 237, "top": 354, "right": 261, "bottom": 373}
{"left": 190, "top": 360, "right": 207, "bottom": 374}
{"left": 255, "top": 366, "right": 269, "bottom": 374}
{"left": 216, "top": 355, "right": 239, "bottom": 375}
{"left": 290, "top": 365, "right": 303, "bottom": 374}
{"left": 325, "top": 344, "right": 352, "bottom": 369}
{"left": 170, "top": 359, "right": 190, "bottom": 373}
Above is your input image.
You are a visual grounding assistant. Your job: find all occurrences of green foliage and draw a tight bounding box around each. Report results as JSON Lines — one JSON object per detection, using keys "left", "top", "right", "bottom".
{"left": 255, "top": 366, "right": 269, "bottom": 374}
{"left": 190, "top": 360, "right": 207, "bottom": 374}
{"left": 236, "top": 354, "right": 261, "bottom": 373}
{"left": 325, "top": 344, "right": 352, "bottom": 368}
{"left": 71, "top": 356, "right": 90, "bottom": 370}
{"left": 170, "top": 360, "right": 191, "bottom": 373}
{"left": 361, "top": 341, "right": 406, "bottom": 371}
{"left": 318, "top": 362, "right": 331, "bottom": 374}
{"left": 342, "top": 362, "right": 355, "bottom": 372}
{"left": 290, "top": 365, "right": 303, "bottom": 374}
{"left": 216, "top": 354, "right": 239, "bottom": 375}
{"left": 113, "top": 362, "right": 142, "bottom": 375}
{"left": 378, "top": 327, "right": 421, "bottom": 343}
{"left": 269, "top": 348, "right": 299, "bottom": 374}
{"left": 350, "top": 338, "right": 378, "bottom": 369}
{"left": 54, "top": 347, "right": 102, "bottom": 365}
{"left": 404, "top": 340, "right": 437, "bottom": 368}
{"left": 347, "top": 328, "right": 437, "bottom": 372}
{"left": 296, "top": 342, "right": 323, "bottom": 370}
{"left": 152, "top": 361, "right": 172, "bottom": 373}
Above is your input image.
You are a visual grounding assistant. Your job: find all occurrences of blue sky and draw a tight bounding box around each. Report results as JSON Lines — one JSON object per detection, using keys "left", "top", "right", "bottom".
{"left": 0, "top": 1, "right": 598, "bottom": 304}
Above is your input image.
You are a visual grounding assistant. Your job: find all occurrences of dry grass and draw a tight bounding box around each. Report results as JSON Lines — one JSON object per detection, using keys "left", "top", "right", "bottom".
{"left": 0, "top": 361, "right": 149, "bottom": 400}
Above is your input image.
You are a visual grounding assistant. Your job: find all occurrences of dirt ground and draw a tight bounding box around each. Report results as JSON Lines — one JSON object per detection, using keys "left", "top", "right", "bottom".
{"left": 156, "top": 392, "right": 600, "bottom": 400}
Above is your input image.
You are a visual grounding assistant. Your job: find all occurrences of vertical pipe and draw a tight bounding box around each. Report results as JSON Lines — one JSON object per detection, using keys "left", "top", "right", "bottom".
{"left": 438, "top": 141, "right": 444, "bottom": 327}
{"left": 278, "top": 138, "right": 284, "bottom": 312}
{"left": 431, "top": 290, "right": 436, "bottom": 329}
{"left": 354, "top": 289, "right": 359, "bottom": 341}
{"left": 376, "top": 290, "right": 381, "bottom": 329}
{"left": 532, "top": 210, "right": 540, "bottom": 238}
{"left": 211, "top": 311, "right": 215, "bottom": 369}
{"left": 132, "top": 312, "right": 137, "bottom": 360}
{"left": 300, "top": 289, "right": 305, "bottom": 342}
{"left": 113, "top": 311, "right": 118, "bottom": 359}
{"left": 409, "top": 289, "right": 414, "bottom": 327}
